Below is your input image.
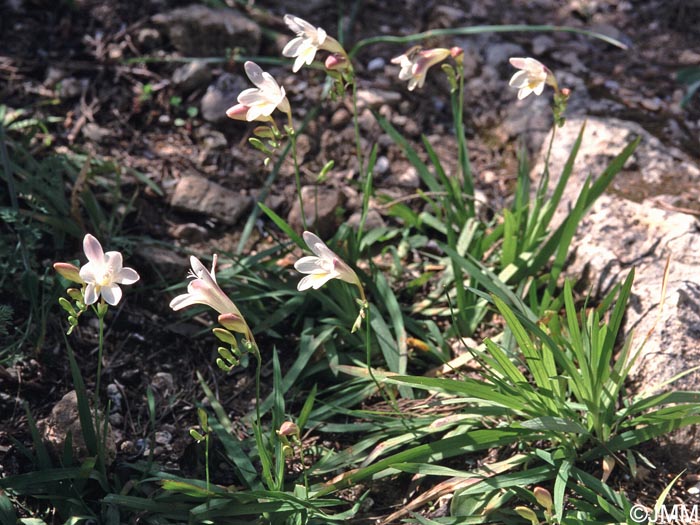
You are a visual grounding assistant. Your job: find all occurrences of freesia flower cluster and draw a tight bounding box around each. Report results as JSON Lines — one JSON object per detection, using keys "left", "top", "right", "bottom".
{"left": 54, "top": 14, "right": 567, "bottom": 362}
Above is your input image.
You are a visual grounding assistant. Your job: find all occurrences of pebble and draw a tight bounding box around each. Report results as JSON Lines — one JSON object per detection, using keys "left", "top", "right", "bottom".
{"left": 367, "top": 57, "right": 386, "bottom": 72}
{"left": 172, "top": 60, "right": 212, "bottom": 93}
{"left": 375, "top": 155, "right": 390, "bottom": 175}
{"left": 155, "top": 430, "right": 172, "bottom": 445}
{"left": 331, "top": 108, "right": 351, "bottom": 128}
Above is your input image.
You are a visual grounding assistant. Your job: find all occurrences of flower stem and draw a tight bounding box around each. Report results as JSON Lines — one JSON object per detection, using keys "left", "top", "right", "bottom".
{"left": 288, "top": 130, "right": 307, "bottom": 231}
{"left": 351, "top": 79, "right": 365, "bottom": 179}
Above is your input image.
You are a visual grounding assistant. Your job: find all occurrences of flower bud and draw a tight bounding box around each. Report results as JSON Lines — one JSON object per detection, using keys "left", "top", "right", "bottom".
{"left": 277, "top": 421, "right": 300, "bottom": 438}
{"left": 533, "top": 486, "right": 553, "bottom": 512}
{"left": 218, "top": 313, "right": 248, "bottom": 335}
{"left": 514, "top": 506, "right": 538, "bottom": 525}
{"left": 324, "top": 53, "right": 348, "bottom": 71}
{"left": 54, "top": 262, "right": 84, "bottom": 284}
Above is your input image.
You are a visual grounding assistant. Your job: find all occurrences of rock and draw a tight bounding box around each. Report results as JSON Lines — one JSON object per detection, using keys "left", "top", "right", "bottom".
{"left": 152, "top": 4, "right": 261, "bottom": 57}
{"left": 195, "top": 126, "right": 228, "bottom": 151}
{"left": 356, "top": 88, "right": 401, "bottom": 110}
{"left": 168, "top": 222, "right": 208, "bottom": 243}
{"left": 385, "top": 165, "right": 420, "bottom": 189}
{"left": 170, "top": 174, "right": 252, "bottom": 225}
{"left": 532, "top": 35, "right": 555, "bottom": 55}
{"left": 375, "top": 156, "right": 390, "bottom": 175}
{"left": 155, "top": 430, "right": 172, "bottom": 445}
{"left": 150, "top": 372, "right": 175, "bottom": 396}
{"left": 484, "top": 42, "right": 525, "bottom": 67}
{"left": 348, "top": 209, "right": 386, "bottom": 231}
{"left": 135, "top": 246, "right": 188, "bottom": 280}
{"left": 172, "top": 60, "right": 212, "bottom": 93}
{"left": 201, "top": 73, "right": 248, "bottom": 124}
{"left": 39, "top": 391, "right": 116, "bottom": 464}
{"left": 532, "top": 116, "right": 700, "bottom": 459}
{"left": 331, "top": 108, "right": 351, "bottom": 128}
{"left": 367, "top": 57, "right": 386, "bottom": 72}
{"left": 58, "top": 77, "right": 87, "bottom": 99}
{"left": 82, "top": 123, "right": 111, "bottom": 143}
{"left": 136, "top": 27, "right": 161, "bottom": 50}
{"left": 287, "top": 186, "right": 345, "bottom": 238}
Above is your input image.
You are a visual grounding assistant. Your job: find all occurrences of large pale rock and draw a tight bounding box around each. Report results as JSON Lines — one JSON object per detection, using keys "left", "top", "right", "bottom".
{"left": 170, "top": 174, "right": 252, "bottom": 225}
{"left": 40, "top": 390, "right": 116, "bottom": 464}
{"left": 152, "top": 5, "right": 260, "bottom": 57}
{"left": 533, "top": 116, "right": 700, "bottom": 456}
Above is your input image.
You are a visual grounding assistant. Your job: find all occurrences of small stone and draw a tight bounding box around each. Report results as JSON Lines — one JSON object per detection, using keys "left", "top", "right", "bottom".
{"left": 367, "top": 57, "right": 386, "bottom": 72}
{"left": 375, "top": 156, "right": 390, "bottom": 175}
{"left": 58, "top": 77, "right": 87, "bottom": 99}
{"left": 82, "top": 123, "right": 111, "bottom": 143}
{"left": 172, "top": 60, "right": 212, "bottom": 93}
{"left": 356, "top": 88, "right": 401, "bottom": 109}
{"left": 134, "top": 246, "right": 188, "bottom": 280}
{"left": 150, "top": 372, "right": 175, "bottom": 394}
{"left": 106, "top": 383, "right": 122, "bottom": 413}
{"left": 155, "top": 431, "right": 172, "bottom": 445}
{"left": 168, "top": 222, "right": 208, "bottom": 242}
{"left": 532, "top": 35, "right": 555, "bottom": 55}
{"left": 348, "top": 209, "right": 386, "bottom": 230}
{"left": 330, "top": 108, "right": 351, "bottom": 128}
{"left": 201, "top": 73, "right": 248, "bottom": 124}
{"left": 485, "top": 42, "right": 525, "bottom": 67}
{"left": 136, "top": 27, "right": 161, "bottom": 49}
{"left": 170, "top": 174, "right": 252, "bottom": 225}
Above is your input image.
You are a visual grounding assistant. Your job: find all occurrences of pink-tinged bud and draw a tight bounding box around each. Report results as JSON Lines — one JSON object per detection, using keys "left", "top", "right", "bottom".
{"left": 561, "top": 87, "right": 571, "bottom": 97}
{"left": 54, "top": 262, "right": 84, "bottom": 284}
{"left": 67, "top": 288, "right": 84, "bottom": 302}
{"left": 324, "top": 53, "right": 348, "bottom": 71}
{"left": 533, "top": 487, "right": 553, "bottom": 512}
{"left": 218, "top": 313, "right": 248, "bottom": 335}
{"left": 450, "top": 46, "right": 463, "bottom": 58}
{"left": 277, "top": 421, "right": 300, "bottom": 437}
{"left": 226, "top": 103, "right": 251, "bottom": 121}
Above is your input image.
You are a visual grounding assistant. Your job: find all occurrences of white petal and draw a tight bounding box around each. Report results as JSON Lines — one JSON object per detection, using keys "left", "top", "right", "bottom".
{"left": 246, "top": 104, "right": 267, "bottom": 122}
{"left": 509, "top": 70, "right": 528, "bottom": 88}
{"left": 518, "top": 87, "right": 533, "bottom": 100}
{"left": 297, "top": 272, "right": 335, "bottom": 291}
{"left": 509, "top": 57, "right": 527, "bottom": 69}
{"left": 238, "top": 88, "right": 263, "bottom": 106}
{"left": 294, "top": 256, "right": 323, "bottom": 273}
{"left": 533, "top": 82, "right": 545, "bottom": 96}
{"left": 283, "top": 36, "right": 304, "bottom": 57}
{"left": 105, "top": 251, "right": 124, "bottom": 272}
{"left": 84, "top": 283, "right": 98, "bottom": 305}
{"left": 284, "top": 14, "right": 315, "bottom": 35}
{"left": 244, "top": 61, "right": 265, "bottom": 87}
{"left": 169, "top": 292, "right": 198, "bottom": 311}
{"left": 79, "top": 261, "right": 99, "bottom": 283}
{"left": 83, "top": 234, "right": 104, "bottom": 264}
{"left": 101, "top": 284, "right": 122, "bottom": 306}
{"left": 115, "top": 267, "right": 140, "bottom": 284}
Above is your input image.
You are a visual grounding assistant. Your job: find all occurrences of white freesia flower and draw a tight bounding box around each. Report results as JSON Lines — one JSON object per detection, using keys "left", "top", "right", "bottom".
{"left": 294, "top": 231, "right": 360, "bottom": 291}
{"left": 391, "top": 47, "right": 451, "bottom": 91}
{"left": 508, "top": 57, "right": 549, "bottom": 100}
{"left": 236, "top": 61, "right": 291, "bottom": 122}
{"left": 78, "top": 234, "right": 140, "bottom": 306}
{"left": 170, "top": 255, "right": 239, "bottom": 313}
{"left": 282, "top": 14, "right": 345, "bottom": 73}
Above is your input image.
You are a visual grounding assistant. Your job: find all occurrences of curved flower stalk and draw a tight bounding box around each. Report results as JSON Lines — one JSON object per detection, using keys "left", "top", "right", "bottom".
{"left": 508, "top": 57, "right": 555, "bottom": 99}
{"left": 232, "top": 61, "right": 292, "bottom": 124}
{"left": 76, "top": 234, "right": 140, "bottom": 306}
{"left": 170, "top": 255, "right": 251, "bottom": 339}
{"left": 391, "top": 46, "right": 452, "bottom": 91}
{"left": 282, "top": 14, "right": 347, "bottom": 73}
